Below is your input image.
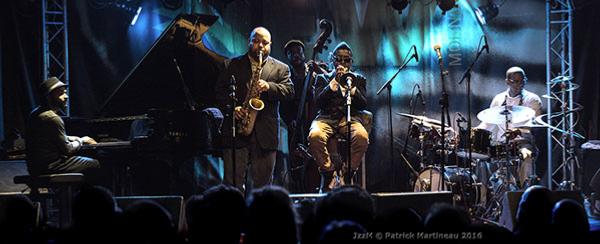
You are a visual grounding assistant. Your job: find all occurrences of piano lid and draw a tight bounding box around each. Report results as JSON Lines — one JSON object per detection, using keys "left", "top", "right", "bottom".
{"left": 99, "top": 14, "right": 226, "bottom": 117}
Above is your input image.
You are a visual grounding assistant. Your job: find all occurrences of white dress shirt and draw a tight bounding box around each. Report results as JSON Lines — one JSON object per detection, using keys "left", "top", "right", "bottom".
{"left": 476, "top": 88, "right": 543, "bottom": 143}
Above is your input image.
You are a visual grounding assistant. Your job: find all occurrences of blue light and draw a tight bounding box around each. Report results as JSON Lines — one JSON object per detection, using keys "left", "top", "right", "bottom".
{"left": 130, "top": 6, "right": 142, "bottom": 26}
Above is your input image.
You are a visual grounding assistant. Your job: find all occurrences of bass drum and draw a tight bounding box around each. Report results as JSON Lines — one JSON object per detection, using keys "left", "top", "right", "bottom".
{"left": 414, "top": 166, "right": 485, "bottom": 207}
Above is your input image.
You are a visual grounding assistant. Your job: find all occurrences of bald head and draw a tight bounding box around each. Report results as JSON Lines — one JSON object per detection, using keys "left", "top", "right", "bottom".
{"left": 248, "top": 27, "right": 272, "bottom": 60}
{"left": 506, "top": 66, "right": 527, "bottom": 80}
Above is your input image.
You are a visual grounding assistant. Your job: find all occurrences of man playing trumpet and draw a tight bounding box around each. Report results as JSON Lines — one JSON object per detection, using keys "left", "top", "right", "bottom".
{"left": 308, "top": 42, "right": 370, "bottom": 192}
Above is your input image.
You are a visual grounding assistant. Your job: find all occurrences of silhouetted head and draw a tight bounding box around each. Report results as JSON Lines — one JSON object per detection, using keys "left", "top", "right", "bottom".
{"left": 0, "top": 194, "right": 37, "bottom": 235}
{"left": 319, "top": 220, "right": 366, "bottom": 244}
{"left": 552, "top": 199, "right": 590, "bottom": 239}
{"left": 245, "top": 185, "right": 297, "bottom": 244}
{"left": 72, "top": 185, "right": 116, "bottom": 230}
{"left": 424, "top": 203, "right": 471, "bottom": 232}
{"left": 316, "top": 185, "right": 374, "bottom": 233}
{"left": 122, "top": 200, "right": 175, "bottom": 244}
{"left": 186, "top": 184, "right": 246, "bottom": 244}
{"left": 372, "top": 207, "right": 423, "bottom": 232}
{"left": 515, "top": 185, "right": 553, "bottom": 238}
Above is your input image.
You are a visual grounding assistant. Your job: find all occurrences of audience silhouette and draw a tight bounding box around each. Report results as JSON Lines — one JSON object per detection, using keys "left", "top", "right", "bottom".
{"left": 0, "top": 183, "right": 598, "bottom": 243}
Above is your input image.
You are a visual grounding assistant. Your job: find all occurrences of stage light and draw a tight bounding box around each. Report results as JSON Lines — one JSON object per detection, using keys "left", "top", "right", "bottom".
{"left": 130, "top": 6, "right": 142, "bottom": 26}
{"left": 475, "top": 1, "right": 501, "bottom": 25}
{"left": 437, "top": 0, "right": 457, "bottom": 15}
{"left": 109, "top": 0, "right": 143, "bottom": 26}
{"left": 389, "top": 0, "right": 410, "bottom": 14}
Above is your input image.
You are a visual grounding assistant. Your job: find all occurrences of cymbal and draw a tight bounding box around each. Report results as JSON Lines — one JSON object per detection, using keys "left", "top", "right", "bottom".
{"left": 513, "top": 120, "right": 548, "bottom": 129}
{"left": 397, "top": 113, "right": 446, "bottom": 126}
{"left": 477, "top": 105, "right": 535, "bottom": 125}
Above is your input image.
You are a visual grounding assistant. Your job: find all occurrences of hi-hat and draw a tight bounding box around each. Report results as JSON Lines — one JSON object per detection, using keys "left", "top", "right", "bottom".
{"left": 477, "top": 106, "right": 535, "bottom": 125}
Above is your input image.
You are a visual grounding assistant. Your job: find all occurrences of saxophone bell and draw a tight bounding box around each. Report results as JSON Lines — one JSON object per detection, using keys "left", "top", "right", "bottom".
{"left": 249, "top": 98, "right": 265, "bottom": 111}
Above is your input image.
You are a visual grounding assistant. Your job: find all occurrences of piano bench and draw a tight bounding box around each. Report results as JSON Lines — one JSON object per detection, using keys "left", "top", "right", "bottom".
{"left": 13, "top": 173, "right": 85, "bottom": 228}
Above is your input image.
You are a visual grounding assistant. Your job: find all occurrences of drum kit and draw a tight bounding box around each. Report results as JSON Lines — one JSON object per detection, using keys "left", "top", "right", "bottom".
{"left": 400, "top": 104, "right": 539, "bottom": 221}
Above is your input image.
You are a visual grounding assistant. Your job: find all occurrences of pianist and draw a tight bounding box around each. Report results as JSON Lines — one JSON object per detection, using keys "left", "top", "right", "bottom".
{"left": 26, "top": 77, "right": 100, "bottom": 177}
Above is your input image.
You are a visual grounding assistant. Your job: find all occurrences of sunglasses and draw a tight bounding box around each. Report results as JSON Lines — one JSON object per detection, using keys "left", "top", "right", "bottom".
{"left": 334, "top": 56, "right": 353, "bottom": 63}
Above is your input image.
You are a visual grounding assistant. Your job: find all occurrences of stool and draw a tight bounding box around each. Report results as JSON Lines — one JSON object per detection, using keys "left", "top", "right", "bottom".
{"left": 13, "top": 173, "right": 85, "bottom": 228}
{"left": 328, "top": 134, "right": 367, "bottom": 189}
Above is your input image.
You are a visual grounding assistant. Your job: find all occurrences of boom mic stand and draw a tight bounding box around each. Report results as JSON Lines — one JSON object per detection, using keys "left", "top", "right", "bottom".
{"left": 376, "top": 45, "right": 419, "bottom": 188}
{"left": 400, "top": 84, "right": 425, "bottom": 182}
{"left": 458, "top": 35, "right": 489, "bottom": 170}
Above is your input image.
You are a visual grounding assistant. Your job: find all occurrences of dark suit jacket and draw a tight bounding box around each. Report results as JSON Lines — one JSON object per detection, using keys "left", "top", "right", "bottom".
{"left": 313, "top": 72, "right": 368, "bottom": 121}
{"left": 26, "top": 106, "right": 77, "bottom": 174}
{"left": 216, "top": 54, "right": 294, "bottom": 150}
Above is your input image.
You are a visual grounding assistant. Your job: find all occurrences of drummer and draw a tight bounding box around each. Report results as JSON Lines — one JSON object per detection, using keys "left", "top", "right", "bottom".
{"left": 476, "top": 66, "right": 543, "bottom": 186}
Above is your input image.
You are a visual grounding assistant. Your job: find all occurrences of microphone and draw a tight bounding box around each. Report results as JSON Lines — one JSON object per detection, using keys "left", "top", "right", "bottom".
{"left": 346, "top": 76, "right": 353, "bottom": 91}
{"left": 433, "top": 44, "right": 442, "bottom": 61}
{"left": 455, "top": 112, "right": 467, "bottom": 123}
{"left": 416, "top": 84, "right": 425, "bottom": 106}
{"left": 413, "top": 45, "right": 419, "bottom": 62}
{"left": 483, "top": 35, "right": 489, "bottom": 54}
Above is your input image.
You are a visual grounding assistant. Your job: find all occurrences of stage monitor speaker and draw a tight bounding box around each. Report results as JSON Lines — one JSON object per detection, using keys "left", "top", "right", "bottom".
{"left": 289, "top": 192, "right": 453, "bottom": 219}
{"left": 499, "top": 190, "right": 583, "bottom": 231}
{"left": 372, "top": 191, "right": 454, "bottom": 217}
{"left": 114, "top": 195, "right": 185, "bottom": 231}
{"left": 581, "top": 146, "right": 600, "bottom": 194}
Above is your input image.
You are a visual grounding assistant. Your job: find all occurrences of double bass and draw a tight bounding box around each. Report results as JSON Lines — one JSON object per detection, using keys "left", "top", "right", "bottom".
{"left": 288, "top": 19, "right": 333, "bottom": 193}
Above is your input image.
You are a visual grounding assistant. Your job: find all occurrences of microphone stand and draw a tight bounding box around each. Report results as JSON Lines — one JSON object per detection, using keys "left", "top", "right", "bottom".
{"left": 435, "top": 48, "right": 450, "bottom": 192}
{"left": 346, "top": 78, "right": 353, "bottom": 185}
{"left": 376, "top": 51, "right": 418, "bottom": 188}
{"left": 457, "top": 40, "right": 488, "bottom": 171}
{"left": 340, "top": 72, "right": 358, "bottom": 186}
{"left": 229, "top": 75, "right": 237, "bottom": 187}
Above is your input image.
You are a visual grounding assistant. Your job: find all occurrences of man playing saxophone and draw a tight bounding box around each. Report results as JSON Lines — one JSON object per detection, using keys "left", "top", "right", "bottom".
{"left": 216, "top": 27, "right": 294, "bottom": 192}
{"left": 308, "top": 42, "right": 370, "bottom": 192}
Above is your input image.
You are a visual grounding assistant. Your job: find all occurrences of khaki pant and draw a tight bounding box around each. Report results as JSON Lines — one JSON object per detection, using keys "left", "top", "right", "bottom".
{"left": 308, "top": 119, "right": 369, "bottom": 172}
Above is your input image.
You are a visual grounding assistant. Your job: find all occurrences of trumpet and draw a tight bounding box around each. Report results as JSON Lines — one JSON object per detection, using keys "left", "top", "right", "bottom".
{"left": 339, "top": 71, "right": 357, "bottom": 89}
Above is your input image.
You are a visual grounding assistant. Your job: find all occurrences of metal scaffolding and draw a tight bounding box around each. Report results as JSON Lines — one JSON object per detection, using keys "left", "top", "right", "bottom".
{"left": 42, "top": 0, "right": 70, "bottom": 116}
{"left": 544, "top": 0, "right": 583, "bottom": 190}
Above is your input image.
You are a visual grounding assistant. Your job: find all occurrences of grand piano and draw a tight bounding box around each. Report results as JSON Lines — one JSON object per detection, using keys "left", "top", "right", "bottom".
{"left": 67, "top": 14, "right": 227, "bottom": 195}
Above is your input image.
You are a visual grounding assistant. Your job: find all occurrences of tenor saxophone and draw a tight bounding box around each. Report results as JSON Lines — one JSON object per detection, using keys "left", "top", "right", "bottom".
{"left": 238, "top": 51, "right": 265, "bottom": 136}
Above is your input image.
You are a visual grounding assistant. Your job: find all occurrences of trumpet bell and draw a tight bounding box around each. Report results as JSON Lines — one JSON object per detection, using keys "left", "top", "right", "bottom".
{"left": 339, "top": 72, "right": 357, "bottom": 89}
{"left": 249, "top": 98, "right": 265, "bottom": 111}
{"left": 340, "top": 72, "right": 357, "bottom": 82}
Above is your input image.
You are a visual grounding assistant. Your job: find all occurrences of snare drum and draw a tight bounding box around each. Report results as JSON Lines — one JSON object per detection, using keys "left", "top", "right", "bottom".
{"left": 414, "top": 166, "right": 484, "bottom": 206}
